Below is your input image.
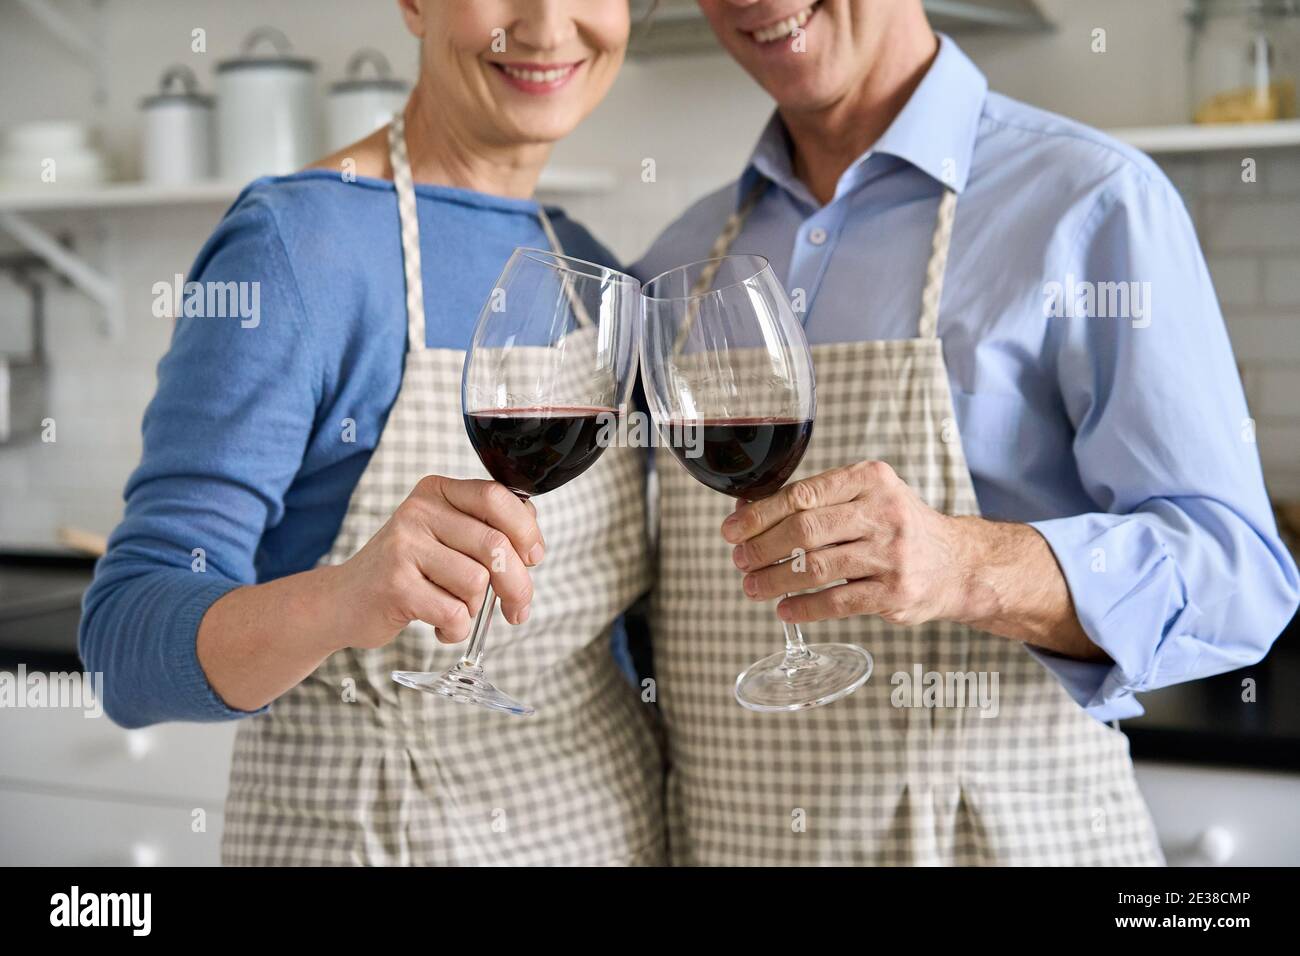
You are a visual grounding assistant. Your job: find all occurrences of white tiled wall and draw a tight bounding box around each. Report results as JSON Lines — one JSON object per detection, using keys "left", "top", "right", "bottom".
{"left": 1161, "top": 150, "right": 1300, "bottom": 499}
{"left": 0, "top": 0, "right": 1297, "bottom": 548}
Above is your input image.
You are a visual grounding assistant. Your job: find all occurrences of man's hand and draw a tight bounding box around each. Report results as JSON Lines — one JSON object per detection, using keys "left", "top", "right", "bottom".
{"left": 723, "top": 460, "right": 968, "bottom": 627}
{"left": 721, "top": 460, "right": 1106, "bottom": 660}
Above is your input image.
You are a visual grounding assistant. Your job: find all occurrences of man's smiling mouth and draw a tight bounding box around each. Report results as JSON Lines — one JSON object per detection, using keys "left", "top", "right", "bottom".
{"left": 746, "top": 1, "right": 821, "bottom": 44}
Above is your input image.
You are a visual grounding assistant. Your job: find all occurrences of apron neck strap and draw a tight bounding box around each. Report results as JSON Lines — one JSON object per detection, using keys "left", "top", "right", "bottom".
{"left": 917, "top": 188, "right": 957, "bottom": 341}
{"left": 388, "top": 113, "right": 427, "bottom": 354}
{"left": 386, "top": 112, "right": 576, "bottom": 352}
{"left": 709, "top": 178, "right": 959, "bottom": 341}
{"left": 689, "top": 181, "right": 768, "bottom": 298}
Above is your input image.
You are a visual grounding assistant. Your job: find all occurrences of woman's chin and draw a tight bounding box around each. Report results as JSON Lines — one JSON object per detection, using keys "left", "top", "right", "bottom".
{"left": 496, "top": 109, "right": 584, "bottom": 148}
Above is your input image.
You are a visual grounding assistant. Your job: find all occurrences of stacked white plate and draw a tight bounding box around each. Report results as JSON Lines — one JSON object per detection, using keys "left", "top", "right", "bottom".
{"left": 0, "top": 121, "right": 110, "bottom": 191}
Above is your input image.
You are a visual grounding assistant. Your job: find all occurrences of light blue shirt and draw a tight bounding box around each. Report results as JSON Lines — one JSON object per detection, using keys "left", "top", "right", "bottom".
{"left": 634, "top": 35, "right": 1299, "bottom": 721}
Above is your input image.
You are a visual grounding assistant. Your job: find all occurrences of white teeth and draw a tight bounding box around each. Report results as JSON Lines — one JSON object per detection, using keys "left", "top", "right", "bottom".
{"left": 500, "top": 64, "right": 573, "bottom": 84}
{"left": 750, "top": 4, "right": 815, "bottom": 43}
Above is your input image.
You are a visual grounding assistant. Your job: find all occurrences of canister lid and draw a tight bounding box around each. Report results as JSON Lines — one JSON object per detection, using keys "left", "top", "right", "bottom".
{"left": 141, "top": 65, "right": 214, "bottom": 109}
{"left": 330, "top": 49, "right": 409, "bottom": 94}
{"left": 217, "top": 26, "right": 317, "bottom": 73}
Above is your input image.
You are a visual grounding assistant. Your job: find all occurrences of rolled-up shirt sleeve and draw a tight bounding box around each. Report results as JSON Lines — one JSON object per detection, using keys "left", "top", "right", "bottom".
{"left": 1028, "top": 168, "right": 1299, "bottom": 719}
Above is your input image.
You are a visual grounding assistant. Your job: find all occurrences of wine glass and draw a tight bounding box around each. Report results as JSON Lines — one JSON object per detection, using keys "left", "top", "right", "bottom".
{"left": 640, "top": 254, "right": 873, "bottom": 712}
{"left": 392, "top": 248, "right": 640, "bottom": 716}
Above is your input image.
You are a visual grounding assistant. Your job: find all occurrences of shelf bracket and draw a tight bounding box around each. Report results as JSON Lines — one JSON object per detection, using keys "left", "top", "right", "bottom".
{"left": 14, "top": 0, "right": 109, "bottom": 102}
{"left": 14, "top": 0, "right": 97, "bottom": 59}
{"left": 0, "top": 210, "right": 123, "bottom": 338}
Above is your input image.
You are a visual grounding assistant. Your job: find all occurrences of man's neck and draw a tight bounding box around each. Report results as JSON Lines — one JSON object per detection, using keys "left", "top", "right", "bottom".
{"left": 402, "top": 84, "right": 552, "bottom": 200}
{"left": 781, "top": 24, "right": 939, "bottom": 206}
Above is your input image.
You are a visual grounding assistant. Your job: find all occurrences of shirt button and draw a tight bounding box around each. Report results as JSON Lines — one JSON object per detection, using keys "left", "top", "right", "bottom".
{"left": 807, "top": 226, "right": 828, "bottom": 246}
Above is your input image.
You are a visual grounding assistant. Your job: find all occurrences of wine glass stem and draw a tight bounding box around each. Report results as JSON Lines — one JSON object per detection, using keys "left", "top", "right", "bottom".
{"left": 781, "top": 598, "right": 814, "bottom": 667}
{"left": 459, "top": 582, "right": 496, "bottom": 671}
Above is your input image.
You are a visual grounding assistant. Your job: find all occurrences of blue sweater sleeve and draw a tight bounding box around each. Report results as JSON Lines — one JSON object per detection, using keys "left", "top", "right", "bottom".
{"left": 80, "top": 191, "right": 321, "bottom": 728}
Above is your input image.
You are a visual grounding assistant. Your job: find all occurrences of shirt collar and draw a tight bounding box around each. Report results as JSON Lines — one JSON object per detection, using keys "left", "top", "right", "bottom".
{"left": 739, "top": 33, "right": 988, "bottom": 207}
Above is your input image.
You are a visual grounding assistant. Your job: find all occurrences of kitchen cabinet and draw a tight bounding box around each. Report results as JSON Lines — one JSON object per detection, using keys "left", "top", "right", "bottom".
{"left": 0, "top": 788, "right": 224, "bottom": 866}
{"left": 1134, "top": 761, "right": 1300, "bottom": 866}
{"left": 0, "top": 703, "right": 235, "bottom": 802}
{"left": 0, "top": 698, "right": 236, "bottom": 866}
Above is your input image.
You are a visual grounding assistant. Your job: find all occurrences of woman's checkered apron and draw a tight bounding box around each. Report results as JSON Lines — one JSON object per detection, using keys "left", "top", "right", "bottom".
{"left": 221, "top": 115, "right": 664, "bottom": 865}
{"left": 651, "top": 186, "right": 1164, "bottom": 865}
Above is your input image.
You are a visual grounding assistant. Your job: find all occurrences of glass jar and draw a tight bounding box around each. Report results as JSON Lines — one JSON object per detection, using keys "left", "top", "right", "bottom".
{"left": 1189, "top": 0, "right": 1300, "bottom": 123}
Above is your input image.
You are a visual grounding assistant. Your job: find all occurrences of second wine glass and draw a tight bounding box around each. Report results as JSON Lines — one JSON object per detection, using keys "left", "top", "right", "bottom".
{"left": 640, "top": 254, "right": 873, "bottom": 712}
{"left": 392, "top": 248, "right": 640, "bottom": 716}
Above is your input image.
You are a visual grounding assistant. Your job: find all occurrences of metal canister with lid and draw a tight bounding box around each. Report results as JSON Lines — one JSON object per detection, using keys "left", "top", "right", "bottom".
{"left": 326, "top": 49, "right": 410, "bottom": 152}
{"left": 140, "top": 65, "right": 213, "bottom": 184}
{"left": 215, "top": 26, "right": 319, "bottom": 182}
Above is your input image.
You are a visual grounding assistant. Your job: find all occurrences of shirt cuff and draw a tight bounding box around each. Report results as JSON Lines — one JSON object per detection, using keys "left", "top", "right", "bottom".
{"left": 1028, "top": 512, "right": 1190, "bottom": 713}
{"left": 1023, "top": 646, "right": 1146, "bottom": 720}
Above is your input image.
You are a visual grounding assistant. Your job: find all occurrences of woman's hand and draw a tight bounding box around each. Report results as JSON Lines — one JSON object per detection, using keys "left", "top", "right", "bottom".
{"left": 197, "top": 475, "right": 544, "bottom": 713}
{"left": 722, "top": 461, "right": 967, "bottom": 627}
{"left": 328, "top": 475, "right": 545, "bottom": 649}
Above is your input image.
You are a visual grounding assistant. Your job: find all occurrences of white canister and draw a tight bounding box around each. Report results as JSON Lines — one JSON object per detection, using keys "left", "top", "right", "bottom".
{"left": 216, "top": 27, "right": 319, "bottom": 183}
{"left": 326, "top": 49, "right": 410, "bottom": 152}
{"left": 141, "top": 66, "right": 213, "bottom": 185}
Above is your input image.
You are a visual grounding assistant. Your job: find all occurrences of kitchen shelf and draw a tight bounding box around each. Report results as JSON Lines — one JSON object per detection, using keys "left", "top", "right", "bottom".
{"left": 0, "top": 181, "right": 238, "bottom": 213}
{"left": 536, "top": 166, "right": 620, "bottom": 195}
{"left": 0, "top": 167, "right": 616, "bottom": 339}
{"left": 0, "top": 167, "right": 619, "bottom": 214}
{"left": 1108, "top": 120, "right": 1300, "bottom": 154}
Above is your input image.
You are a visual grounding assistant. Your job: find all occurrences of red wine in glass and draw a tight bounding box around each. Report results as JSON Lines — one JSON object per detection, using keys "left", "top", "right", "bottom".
{"left": 464, "top": 406, "right": 613, "bottom": 498}
{"left": 668, "top": 417, "right": 813, "bottom": 501}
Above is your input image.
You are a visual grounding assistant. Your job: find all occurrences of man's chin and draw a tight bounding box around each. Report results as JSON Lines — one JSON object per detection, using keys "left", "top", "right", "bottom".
{"left": 757, "top": 74, "right": 842, "bottom": 115}
{"left": 723, "top": 50, "right": 837, "bottom": 111}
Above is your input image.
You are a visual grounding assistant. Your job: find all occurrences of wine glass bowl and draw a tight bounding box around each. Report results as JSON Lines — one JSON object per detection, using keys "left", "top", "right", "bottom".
{"left": 392, "top": 248, "right": 641, "bottom": 716}
{"left": 640, "top": 254, "right": 873, "bottom": 712}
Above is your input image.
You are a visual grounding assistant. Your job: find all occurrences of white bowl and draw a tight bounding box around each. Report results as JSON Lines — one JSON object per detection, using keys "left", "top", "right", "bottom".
{"left": 0, "top": 148, "right": 108, "bottom": 189}
{"left": 1, "top": 120, "right": 93, "bottom": 154}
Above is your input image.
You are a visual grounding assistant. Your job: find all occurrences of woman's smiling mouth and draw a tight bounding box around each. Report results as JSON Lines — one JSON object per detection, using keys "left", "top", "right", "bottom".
{"left": 745, "top": 1, "right": 821, "bottom": 45}
{"left": 490, "top": 61, "right": 585, "bottom": 94}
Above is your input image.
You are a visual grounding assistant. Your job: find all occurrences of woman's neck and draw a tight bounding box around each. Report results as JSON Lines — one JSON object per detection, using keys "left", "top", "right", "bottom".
{"left": 402, "top": 86, "right": 552, "bottom": 200}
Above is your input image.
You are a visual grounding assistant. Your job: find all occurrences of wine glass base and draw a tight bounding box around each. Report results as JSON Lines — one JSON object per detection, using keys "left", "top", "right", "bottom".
{"left": 392, "top": 667, "right": 536, "bottom": 717}
{"left": 734, "top": 644, "right": 873, "bottom": 713}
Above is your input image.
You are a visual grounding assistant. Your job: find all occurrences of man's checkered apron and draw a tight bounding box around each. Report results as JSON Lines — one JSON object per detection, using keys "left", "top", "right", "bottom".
{"left": 221, "top": 114, "right": 664, "bottom": 866}
{"left": 651, "top": 186, "right": 1164, "bottom": 865}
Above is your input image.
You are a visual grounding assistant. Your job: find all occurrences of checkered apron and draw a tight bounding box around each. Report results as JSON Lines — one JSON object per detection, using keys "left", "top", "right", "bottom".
{"left": 221, "top": 115, "right": 664, "bottom": 866}
{"left": 651, "top": 187, "right": 1164, "bottom": 865}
